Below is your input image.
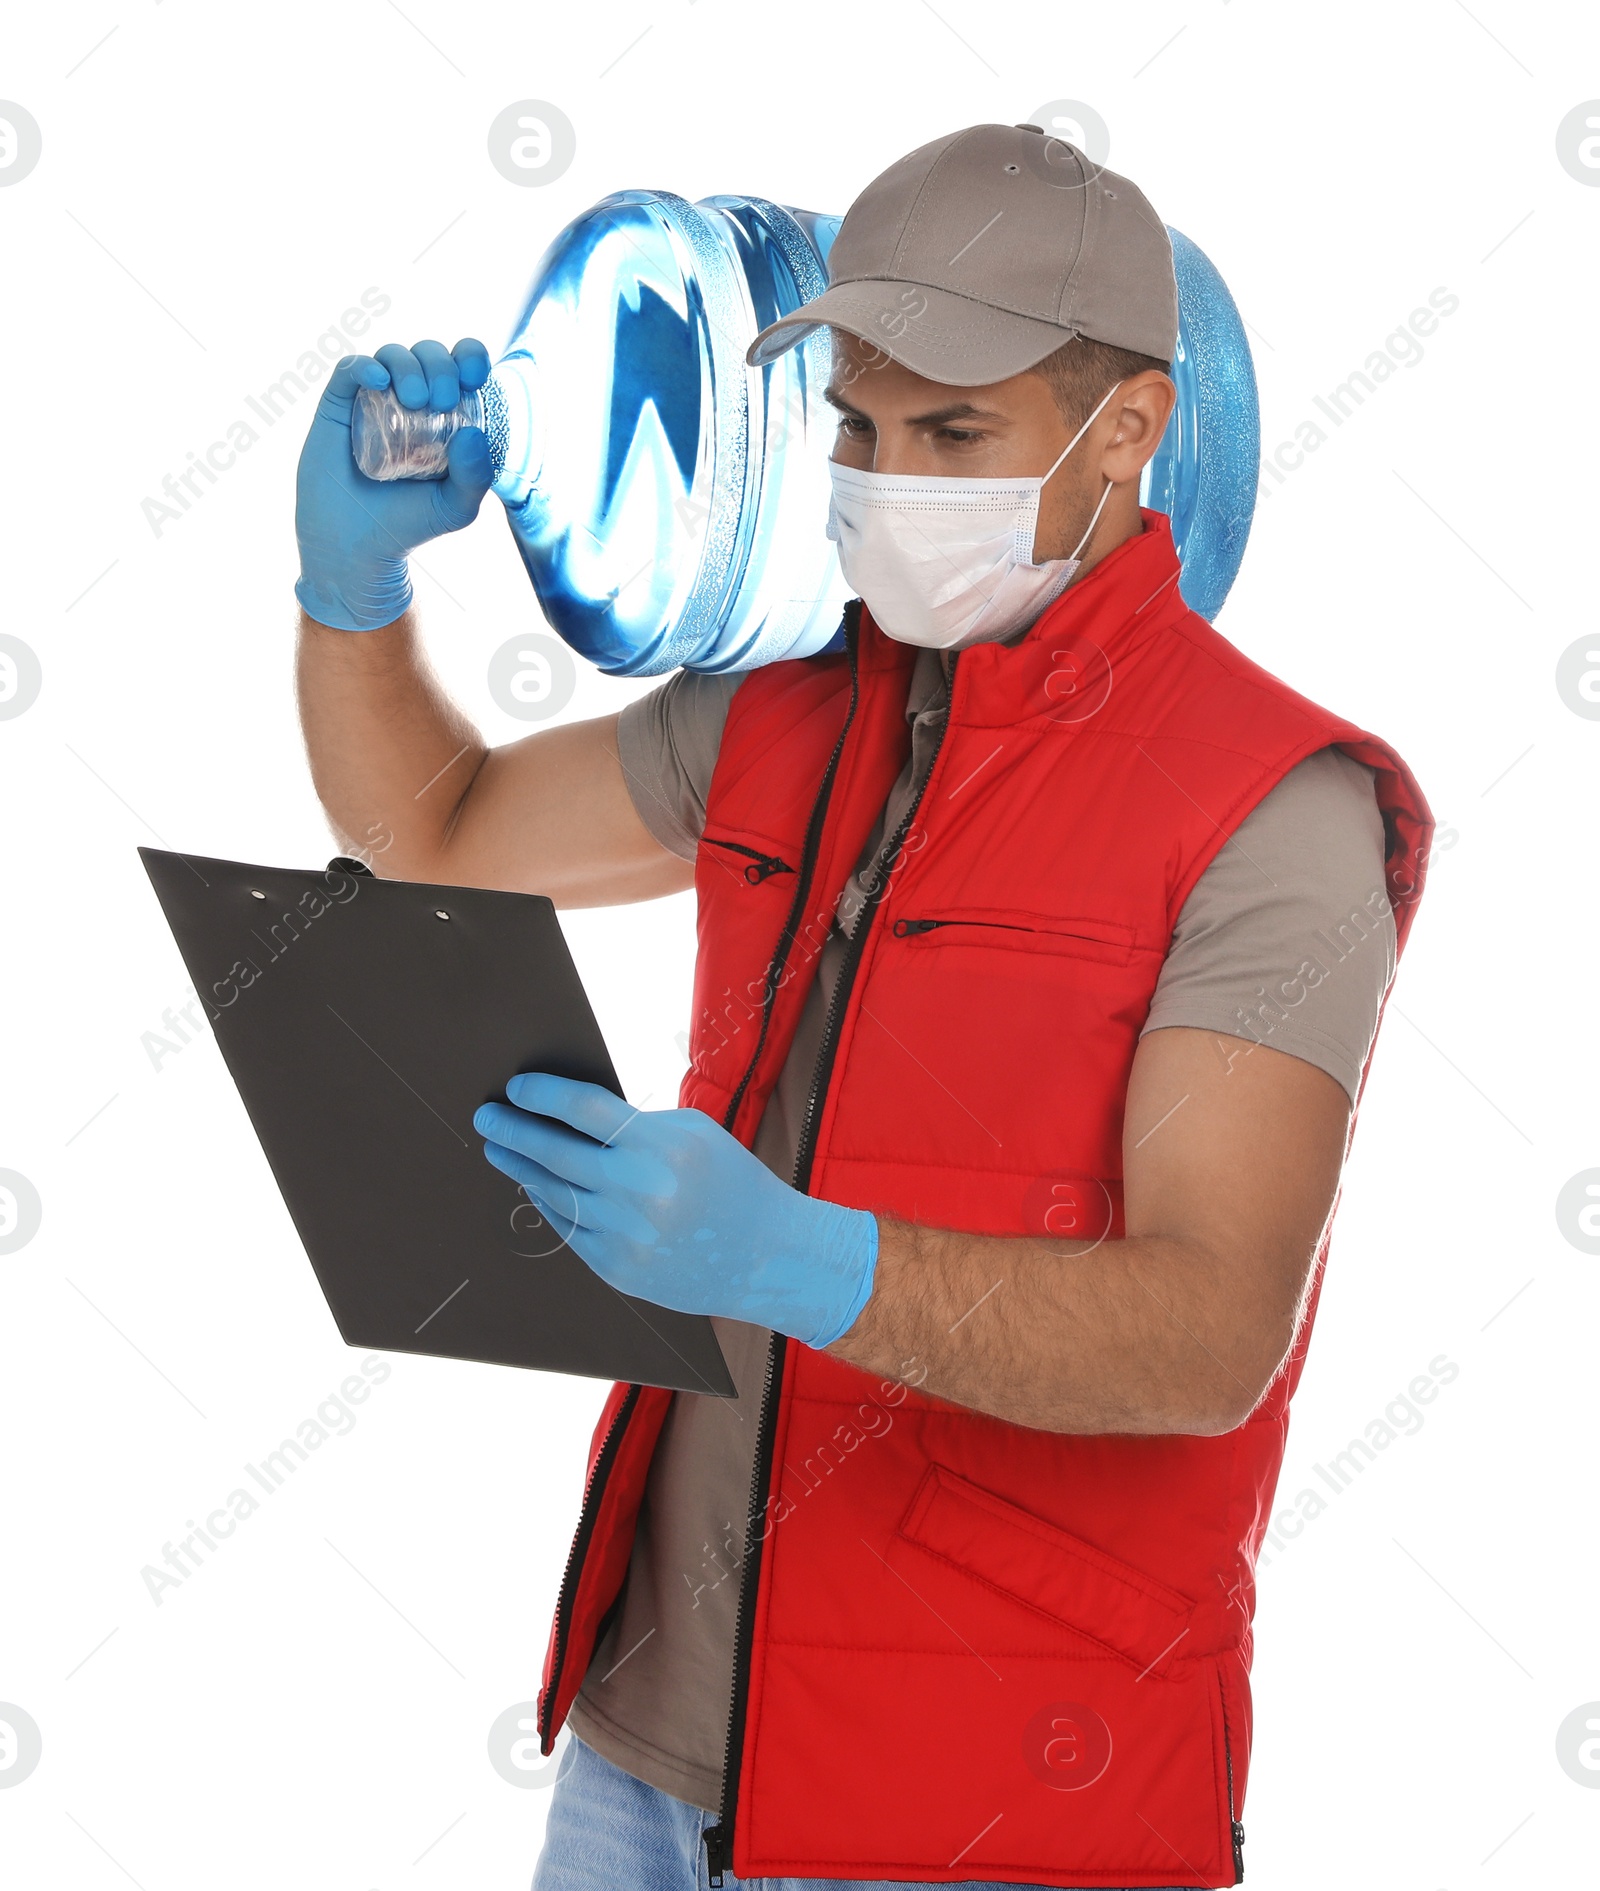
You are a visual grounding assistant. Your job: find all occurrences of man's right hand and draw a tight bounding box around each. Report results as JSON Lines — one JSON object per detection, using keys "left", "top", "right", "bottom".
{"left": 293, "top": 337, "right": 495, "bottom": 632}
{"left": 295, "top": 337, "right": 691, "bottom": 908}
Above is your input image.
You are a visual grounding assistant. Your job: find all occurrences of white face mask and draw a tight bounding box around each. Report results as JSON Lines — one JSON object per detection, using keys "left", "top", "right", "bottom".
{"left": 826, "top": 379, "right": 1123, "bottom": 651}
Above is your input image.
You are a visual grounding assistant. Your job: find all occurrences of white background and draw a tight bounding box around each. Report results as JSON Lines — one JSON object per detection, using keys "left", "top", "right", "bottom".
{"left": 1, "top": 3, "right": 1596, "bottom": 1886}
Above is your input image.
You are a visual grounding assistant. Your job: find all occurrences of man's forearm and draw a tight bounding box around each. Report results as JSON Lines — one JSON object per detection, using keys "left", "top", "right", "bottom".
{"left": 295, "top": 606, "right": 487, "bottom": 879}
{"left": 826, "top": 1215, "right": 1304, "bottom": 1436}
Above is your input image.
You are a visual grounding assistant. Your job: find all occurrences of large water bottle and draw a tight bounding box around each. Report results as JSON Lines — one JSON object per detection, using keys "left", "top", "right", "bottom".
{"left": 354, "top": 191, "right": 846, "bottom": 675}
{"left": 352, "top": 191, "right": 1258, "bottom": 674}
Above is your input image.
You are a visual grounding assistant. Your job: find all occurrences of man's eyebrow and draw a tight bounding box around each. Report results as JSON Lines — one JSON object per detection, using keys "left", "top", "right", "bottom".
{"left": 822, "top": 387, "right": 1010, "bottom": 427}
{"left": 907, "top": 399, "right": 1009, "bottom": 426}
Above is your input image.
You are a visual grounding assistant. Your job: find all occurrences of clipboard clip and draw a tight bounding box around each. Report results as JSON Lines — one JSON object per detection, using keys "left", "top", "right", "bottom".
{"left": 327, "top": 856, "right": 375, "bottom": 878}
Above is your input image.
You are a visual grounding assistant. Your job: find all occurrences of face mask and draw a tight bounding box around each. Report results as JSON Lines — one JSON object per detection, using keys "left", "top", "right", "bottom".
{"left": 826, "top": 379, "right": 1123, "bottom": 651}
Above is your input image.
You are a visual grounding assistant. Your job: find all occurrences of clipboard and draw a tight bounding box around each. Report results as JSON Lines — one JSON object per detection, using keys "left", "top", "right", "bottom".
{"left": 138, "top": 847, "right": 734, "bottom": 1397}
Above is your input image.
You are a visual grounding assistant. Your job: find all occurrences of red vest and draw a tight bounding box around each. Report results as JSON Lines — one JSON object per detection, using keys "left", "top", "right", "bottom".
{"left": 538, "top": 513, "right": 1432, "bottom": 1887}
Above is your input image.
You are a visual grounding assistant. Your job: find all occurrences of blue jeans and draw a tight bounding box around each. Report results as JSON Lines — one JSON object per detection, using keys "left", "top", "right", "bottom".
{"left": 531, "top": 1734, "right": 1181, "bottom": 1890}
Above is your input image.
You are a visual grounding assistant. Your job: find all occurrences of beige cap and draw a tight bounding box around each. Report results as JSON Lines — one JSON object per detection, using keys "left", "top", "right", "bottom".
{"left": 748, "top": 122, "right": 1178, "bottom": 386}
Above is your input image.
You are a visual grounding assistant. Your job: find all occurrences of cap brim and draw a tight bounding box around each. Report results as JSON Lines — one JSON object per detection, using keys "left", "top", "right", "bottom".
{"left": 746, "top": 279, "right": 1083, "bottom": 387}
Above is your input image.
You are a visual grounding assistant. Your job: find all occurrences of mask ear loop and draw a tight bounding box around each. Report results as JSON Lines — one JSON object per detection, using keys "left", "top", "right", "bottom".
{"left": 1039, "top": 377, "right": 1124, "bottom": 486}
{"left": 1040, "top": 378, "right": 1124, "bottom": 572}
{"left": 1069, "top": 476, "right": 1117, "bottom": 564}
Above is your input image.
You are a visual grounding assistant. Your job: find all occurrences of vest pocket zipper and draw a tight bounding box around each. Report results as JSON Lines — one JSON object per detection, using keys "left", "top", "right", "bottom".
{"left": 890, "top": 914, "right": 1138, "bottom": 961}
{"left": 892, "top": 916, "right": 1108, "bottom": 939}
{"left": 705, "top": 836, "right": 796, "bottom": 885}
{"left": 897, "top": 917, "right": 1084, "bottom": 938}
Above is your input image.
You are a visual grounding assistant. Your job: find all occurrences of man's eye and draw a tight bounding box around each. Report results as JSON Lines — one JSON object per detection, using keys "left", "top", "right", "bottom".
{"left": 937, "top": 427, "right": 983, "bottom": 444}
{"left": 836, "top": 414, "right": 871, "bottom": 435}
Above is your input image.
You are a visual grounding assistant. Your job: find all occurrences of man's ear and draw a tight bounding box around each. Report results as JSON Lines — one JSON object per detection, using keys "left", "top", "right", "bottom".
{"left": 1099, "top": 372, "right": 1177, "bottom": 483}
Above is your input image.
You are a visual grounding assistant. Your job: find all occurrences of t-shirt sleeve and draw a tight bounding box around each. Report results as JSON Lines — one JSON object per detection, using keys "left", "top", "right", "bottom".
{"left": 615, "top": 670, "right": 745, "bottom": 863}
{"left": 1139, "top": 745, "right": 1396, "bottom": 1105}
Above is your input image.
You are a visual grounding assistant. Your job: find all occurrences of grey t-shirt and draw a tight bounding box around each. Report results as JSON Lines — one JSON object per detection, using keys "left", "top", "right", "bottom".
{"left": 567, "top": 651, "right": 1395, "bottom": 1811}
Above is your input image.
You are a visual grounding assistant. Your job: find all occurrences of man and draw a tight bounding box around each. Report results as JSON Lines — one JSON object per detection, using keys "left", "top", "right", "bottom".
{"left": 294, "top": 124, "right": 1431, "bottom": 1889}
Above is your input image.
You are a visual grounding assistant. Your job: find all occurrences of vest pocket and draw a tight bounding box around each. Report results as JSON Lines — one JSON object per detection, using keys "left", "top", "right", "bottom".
{"left": 702, "top": 832, "right": 797, "bottom": 885}
{"left": 888, "top": 908, "right": 1143, "bottom": 967}
{"left": 897, "top": 1464, "right": 1195, "bottom": 1677}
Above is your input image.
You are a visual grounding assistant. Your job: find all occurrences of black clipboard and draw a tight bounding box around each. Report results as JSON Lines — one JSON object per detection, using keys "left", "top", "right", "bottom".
{"left": 139, "top": 847, "right": 734, "bottom": 1397}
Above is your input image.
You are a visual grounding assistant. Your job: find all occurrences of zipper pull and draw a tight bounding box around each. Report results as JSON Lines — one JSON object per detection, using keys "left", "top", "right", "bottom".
{"left": 703, "top": 1820, "right": 728, "bottom": 1886}
{"left": 891, "top": 917, "right": 941, "bottom": 937}
{"left": 1231, "top": 1818, "right": 1246, "bottom": 1880}
{"left": 705, "top": 837, "right": 795, "bottom": 884}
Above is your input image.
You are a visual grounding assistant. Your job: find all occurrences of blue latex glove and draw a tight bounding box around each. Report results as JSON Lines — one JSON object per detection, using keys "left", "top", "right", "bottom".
{"left": 294, "top": 337, "right": 494, "bottom": 631}
{"left": 473, "top": 1074, "right": 879, "bottom": 1349}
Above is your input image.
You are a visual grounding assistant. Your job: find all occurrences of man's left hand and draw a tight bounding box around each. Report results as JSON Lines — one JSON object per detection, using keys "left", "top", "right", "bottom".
{"left": 474, "top": 1074, "right": 878, "bottom": 1349}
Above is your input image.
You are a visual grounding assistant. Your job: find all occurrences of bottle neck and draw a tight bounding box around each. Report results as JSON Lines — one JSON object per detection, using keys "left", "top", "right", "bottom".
{"left": 484, "top": 355, "right": 542, "bottom": 506}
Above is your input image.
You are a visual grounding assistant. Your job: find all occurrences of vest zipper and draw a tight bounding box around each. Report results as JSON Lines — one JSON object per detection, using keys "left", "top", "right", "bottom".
{"left": 713, "top": 655, "right": 958, "bottom": 1879}
{"left": 702, "top": 1326, "right": 785, "bottom": 1885}
{"left": 793, "top": 651, "right": 959, "bottom": 1195}
{"left": 536, "top": 1383, "right": 643, "bottom": 1748}
{"left": 705, "top": 837, "right": 796, "bottom": 885}
{"left": 715, "top": 650, "right": 954, "bottom": 1876}
{"left": 703, "top": 611, "right": 862, "bottom": 1884}
{"left": 1219, "top": 1671, "right": 1245, "bottom": 1882}
{"left": 718, "top": 605, "right": 862, "bottom": 1137}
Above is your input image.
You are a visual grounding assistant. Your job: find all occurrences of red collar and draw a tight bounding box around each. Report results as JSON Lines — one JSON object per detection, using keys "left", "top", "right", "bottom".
{"left": 858, "top": 508, "right": 1189, "bottom": 729}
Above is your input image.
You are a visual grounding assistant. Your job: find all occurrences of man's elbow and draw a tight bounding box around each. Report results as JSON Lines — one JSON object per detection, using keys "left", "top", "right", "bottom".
{"left": 1135, "top": 1324, "right": 1294, "bottom": 1435}
{"left": 1180, "top": 1388, "right": 1268, "bottom": 1437}
{"left": 1117, "top": 1390, "right": 1263, "bottom": 1438}
{"left": 1187, "top": 1338, "right": 1295, "bottom": 1435}
{"left": 1041, "top": 1376, "right": 1276, "bottom": 1438}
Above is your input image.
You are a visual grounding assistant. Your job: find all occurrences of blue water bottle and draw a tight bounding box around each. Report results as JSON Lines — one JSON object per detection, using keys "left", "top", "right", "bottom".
{"left": 353, "top": 192, "right": 1258, "bottom": 673}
